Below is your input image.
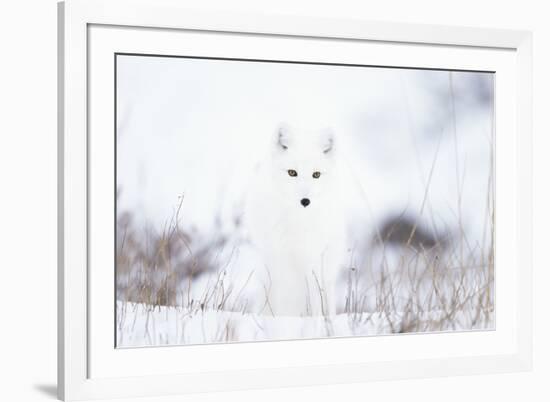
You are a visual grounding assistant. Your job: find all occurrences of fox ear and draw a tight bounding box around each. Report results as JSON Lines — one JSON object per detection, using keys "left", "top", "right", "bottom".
{"left": 320, "top": 128, "right": 334, "bottom": 155}
{"left": 276, "top": 124, "right": 290, "bottom": 151}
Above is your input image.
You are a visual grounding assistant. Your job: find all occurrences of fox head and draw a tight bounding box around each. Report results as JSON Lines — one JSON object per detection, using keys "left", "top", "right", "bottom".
{"left": 270, "top": 123, "right": 337, "bottom": 209}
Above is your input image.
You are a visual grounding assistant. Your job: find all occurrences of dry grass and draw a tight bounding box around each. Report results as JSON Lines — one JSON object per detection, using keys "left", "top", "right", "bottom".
{"left": 343, "top": 236, "right": 494, "bottom": 333}
{"left": 117, "top": 196, "right": 225, "bottom": 307}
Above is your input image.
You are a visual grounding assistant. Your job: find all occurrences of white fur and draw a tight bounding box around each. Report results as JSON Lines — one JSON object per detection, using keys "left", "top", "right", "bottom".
{"left": 244, "top": 123, "right": 348, "bottom": 317}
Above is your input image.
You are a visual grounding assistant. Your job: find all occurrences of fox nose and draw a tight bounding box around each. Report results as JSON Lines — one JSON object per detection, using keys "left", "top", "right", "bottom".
{"left": 300, "top": 198, "right": 311, "bottom": 207}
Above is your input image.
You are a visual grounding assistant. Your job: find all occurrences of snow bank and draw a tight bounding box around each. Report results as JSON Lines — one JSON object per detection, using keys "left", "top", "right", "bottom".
{"left": 116, "top": 301, "right": 494, "bottom": 348}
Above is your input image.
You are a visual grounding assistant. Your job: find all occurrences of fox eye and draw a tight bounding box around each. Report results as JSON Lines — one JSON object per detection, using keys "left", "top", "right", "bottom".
{"left": 288, "top": 169, "right": 298, "bottom": 177}
{"left": 312, "top": 171, "right": 321, "bottom": 179}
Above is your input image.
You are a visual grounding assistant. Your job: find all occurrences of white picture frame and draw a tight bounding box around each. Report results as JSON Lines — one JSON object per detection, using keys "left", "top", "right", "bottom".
{"left": 58, "top": 0, "right": 533, "bottom": 400}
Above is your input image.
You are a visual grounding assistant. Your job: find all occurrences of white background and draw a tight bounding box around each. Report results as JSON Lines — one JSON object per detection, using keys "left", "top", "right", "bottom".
{"left": 0, "top": 0, "right": 547, "bottom": 401}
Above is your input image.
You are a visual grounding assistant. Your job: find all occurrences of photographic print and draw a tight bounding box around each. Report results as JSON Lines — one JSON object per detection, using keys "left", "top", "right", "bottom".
{"left": 115, "top": 54, "right": 494, "bottom": 347}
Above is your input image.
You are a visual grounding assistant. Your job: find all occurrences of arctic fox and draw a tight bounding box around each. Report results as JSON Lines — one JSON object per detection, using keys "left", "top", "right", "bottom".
{"left": 245, "top": 123, "right": 348, "bottom": 317}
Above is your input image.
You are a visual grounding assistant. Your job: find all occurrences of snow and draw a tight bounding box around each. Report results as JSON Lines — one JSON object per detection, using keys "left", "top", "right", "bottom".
{"left": 116, "top": 301, "right": 494, "bottom": 348}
